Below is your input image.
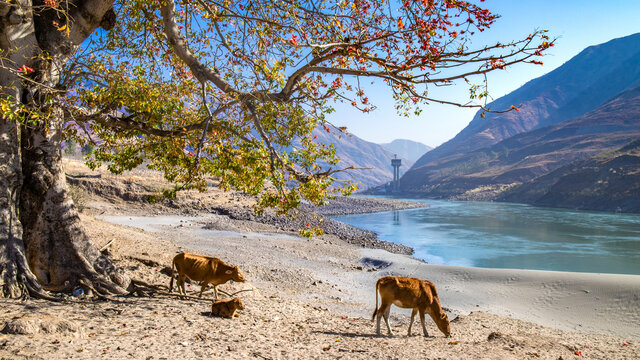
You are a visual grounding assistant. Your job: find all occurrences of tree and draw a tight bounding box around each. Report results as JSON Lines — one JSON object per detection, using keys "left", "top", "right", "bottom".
{"left": 0, "top": 0, "right": 552, "bottom": 298}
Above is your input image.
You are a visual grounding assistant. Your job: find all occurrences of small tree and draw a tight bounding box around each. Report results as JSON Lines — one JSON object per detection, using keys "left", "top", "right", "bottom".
{"left": 0, "top": 0, "right": 552, "bottom": 298}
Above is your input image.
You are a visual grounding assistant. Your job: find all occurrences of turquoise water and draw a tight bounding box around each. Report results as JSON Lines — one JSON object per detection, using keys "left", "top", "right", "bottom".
{"left": 333, "top": 199, "right": 640, "bottom": 275}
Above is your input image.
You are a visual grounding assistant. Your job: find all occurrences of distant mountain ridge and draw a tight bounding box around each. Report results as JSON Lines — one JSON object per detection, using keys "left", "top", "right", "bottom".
{"left": 401, "top": 83, "right": 640, "bottom": 201}
{"left": 311, "top": 129, "right": 412, "bottom": 190}
{"left": 397, "top": 33, "right": 640, "bottom": 212}
{"left": 410, "top": 32, "right": 640, "bottom": 171}
{"left": 380, "top": 139, "right": 432, "bottom": 162}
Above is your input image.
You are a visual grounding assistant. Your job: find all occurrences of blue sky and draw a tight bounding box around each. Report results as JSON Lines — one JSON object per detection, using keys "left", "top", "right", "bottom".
{"left": 328, "top": 0, "right": 640, "bottom": 147}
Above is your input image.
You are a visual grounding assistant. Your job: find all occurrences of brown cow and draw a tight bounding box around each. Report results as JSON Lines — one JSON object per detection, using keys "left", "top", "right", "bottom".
{"left": 210, "top": 297, "right": 245, "bottom": 318}
{"left": 372, "top": 276, "right": 451, "bottom": 337}
{"left": 169, "top": 252, "right": 247, "bottom": 299}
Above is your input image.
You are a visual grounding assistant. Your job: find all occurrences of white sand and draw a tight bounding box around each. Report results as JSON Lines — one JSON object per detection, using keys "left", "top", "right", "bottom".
{"left": 3, "top": 213, "right": 638, "bottom": 359}
{"left": 102, "top": 214, "right": 640, "bottom": 340}
{"left": 356, "top": 249, "right": 640, "bottom": 339}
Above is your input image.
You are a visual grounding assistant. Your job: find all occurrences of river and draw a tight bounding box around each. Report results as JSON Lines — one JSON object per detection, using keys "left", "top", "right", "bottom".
{"left": 333, "top": 199, "right": 640, "bottom": 275}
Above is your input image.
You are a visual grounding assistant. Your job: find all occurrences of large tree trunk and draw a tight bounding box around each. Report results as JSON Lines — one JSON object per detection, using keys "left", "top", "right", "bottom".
{"left": 20, "top": 112, "right": 130, "bottom": 295}
{"left": 0, "top": 114, "right": 44, "bottom": 298}
{"left": 0, "top": 0, "right": 128, "bottom": 298}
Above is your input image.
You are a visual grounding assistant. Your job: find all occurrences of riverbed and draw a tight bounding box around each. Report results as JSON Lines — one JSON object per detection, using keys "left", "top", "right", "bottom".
{"left": 334, "top": 199, "right": 640, "bottom": 275}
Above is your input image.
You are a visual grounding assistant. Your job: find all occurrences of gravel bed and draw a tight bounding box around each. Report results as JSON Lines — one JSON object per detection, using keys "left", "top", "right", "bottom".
{"left": 306, "top": 195, "right": 427, "bottom": 215}
{"left": 215, "top": 196, "right": 423, "bottom": 255}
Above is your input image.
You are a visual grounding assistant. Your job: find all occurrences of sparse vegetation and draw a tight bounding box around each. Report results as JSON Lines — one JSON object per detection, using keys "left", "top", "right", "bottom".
{"left": 63, "top": 142, "right": 77, "bottom": 156}
{"left": 68, "top": 185, "right": 89, "bottom": 213}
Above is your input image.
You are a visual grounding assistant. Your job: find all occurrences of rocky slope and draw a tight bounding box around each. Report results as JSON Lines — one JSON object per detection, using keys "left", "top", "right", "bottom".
{"left": 64, "top": 159, "right": 419, "bottom": 254}
{"left": 398, "top": 82, "right": 640, "bottom": 212}
{"left": 406, "top": 32, "right": 640, "bottom": 181}
{"left": 499, "top": 138, "right": 640, "bottom": 212}
{"left": 397, "top": 33, "right": 640, "bottom": 212}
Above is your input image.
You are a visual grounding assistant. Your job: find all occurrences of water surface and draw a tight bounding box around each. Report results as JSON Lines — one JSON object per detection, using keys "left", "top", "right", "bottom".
{"left": 333, "top": 199, "right": 640, "bottom": 275}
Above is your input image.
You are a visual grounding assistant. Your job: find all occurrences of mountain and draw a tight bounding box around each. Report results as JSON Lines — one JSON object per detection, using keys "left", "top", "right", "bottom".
{"left": 380, "top": 139, "right": 433, "bottom": 162}
{"left": 409, "top": 32, "right": 640, "bottom": 173}
{"left": 399, "top": 83, "right": 640, "bottom": 212}
{"left": 499, "top": 138, "right": 640, "bottom": 212}
{"left": 311, "top": 128, "right": 412, "bottom": 190}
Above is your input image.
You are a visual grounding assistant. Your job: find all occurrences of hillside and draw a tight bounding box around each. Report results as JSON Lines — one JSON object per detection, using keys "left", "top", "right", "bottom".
{"left": 311, "top": 128, "right": 412, "bottom": 190}
{"left": 409, "top": 32, "right": 640, "bottom": 173}
{"left": 399, "top": 83, "right": 640, "bottom": 212}
{"left": 499, "top": 139, "right": 640, "bottom": 212}
{"left": 380, "top": 139, "right": 432, "bottom": 162}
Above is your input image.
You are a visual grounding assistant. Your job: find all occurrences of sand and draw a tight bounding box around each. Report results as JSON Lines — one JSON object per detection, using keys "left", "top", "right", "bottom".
{"left": 1, "top": 161, "right": 639, "bottom": 359}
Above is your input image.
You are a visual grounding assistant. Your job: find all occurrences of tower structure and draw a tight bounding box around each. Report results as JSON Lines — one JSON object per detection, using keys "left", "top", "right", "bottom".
{"left": 391, "top": 155, "right": 402, "bottom": 192}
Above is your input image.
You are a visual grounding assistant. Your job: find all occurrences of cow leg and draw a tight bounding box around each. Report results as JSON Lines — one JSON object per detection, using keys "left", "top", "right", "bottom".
{"left": 213, "top": 285, "right": 219, "bottom": 300}
{"left": 419, "top": 308, "right": 429, "bottom": 337}
{"left": 178, "top": 275, "right": 186, "bottom": 296}
{"left": 199, "top": 281, "right": 209, "bottom": 297}
{"left": 408, "top": 308, "right": 418, "bottom": 336}
{"left": 375, "top": 302, "right": 389, "bottom": 336}
{"left": 383, "top": 306, "right": 394, "bottom": 337}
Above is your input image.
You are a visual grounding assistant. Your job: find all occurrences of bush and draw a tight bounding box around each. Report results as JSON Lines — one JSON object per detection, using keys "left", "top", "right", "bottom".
{"left": 68, "top": 185, "right": 89, "bottom": 213}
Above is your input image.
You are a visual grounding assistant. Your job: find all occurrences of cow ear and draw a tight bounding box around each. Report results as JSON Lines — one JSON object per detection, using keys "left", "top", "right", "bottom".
{"left": 225, "top": 270, "right": 233, "bottom": 274}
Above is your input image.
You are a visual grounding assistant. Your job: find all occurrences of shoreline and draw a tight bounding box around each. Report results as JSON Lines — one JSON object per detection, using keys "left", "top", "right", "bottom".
{"left": 358, "top": 248, "right": 640, "bottom": 339}
{"left": 2, "top": 210, "right": 638, "bottom": 359}
{"left": 97, "top": 212, "right": 640, "bottom": 340}
{"left": 3, "top": 160, "right": 634, "bottom": 359}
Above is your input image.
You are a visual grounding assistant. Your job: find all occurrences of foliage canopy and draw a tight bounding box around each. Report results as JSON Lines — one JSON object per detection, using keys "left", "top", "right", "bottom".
{"left": 11, "top": 0, "right": 552, "bottom": 220}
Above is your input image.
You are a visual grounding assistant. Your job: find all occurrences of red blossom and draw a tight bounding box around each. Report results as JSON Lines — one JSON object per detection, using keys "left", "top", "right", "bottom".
{"left": 18, "top": 65, "right": 35, "bottom": 74}
{"left": 289, "top": 34, "right": 298, "bottom": 46}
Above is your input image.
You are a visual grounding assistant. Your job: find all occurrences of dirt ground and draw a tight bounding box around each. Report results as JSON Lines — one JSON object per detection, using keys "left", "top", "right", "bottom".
{"left": 0, "top": 160, "right": 638, "bottom": 359}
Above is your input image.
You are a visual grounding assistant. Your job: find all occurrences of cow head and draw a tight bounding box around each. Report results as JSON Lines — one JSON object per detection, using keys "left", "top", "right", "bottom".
{"left": 233, "top": 297, "right": 245, "bottom": 310}
{"left": 225, "top": 266, "right": 247, "bottom": 282}
{"left": 436, "top": 312, "right": 451, "bottom": 337}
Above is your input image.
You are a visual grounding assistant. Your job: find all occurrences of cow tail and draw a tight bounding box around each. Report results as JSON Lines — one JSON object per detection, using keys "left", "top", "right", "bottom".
{"left": 169, "top": 258, "right": 176, "bottom": 292}
{"left": 372, "top": 278, "right": 380, "bottom": 321}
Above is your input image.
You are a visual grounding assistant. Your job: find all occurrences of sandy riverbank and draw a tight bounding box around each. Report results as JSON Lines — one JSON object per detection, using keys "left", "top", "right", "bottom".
{"left": 1, "top": 160, "right": 638, "bottom": 359}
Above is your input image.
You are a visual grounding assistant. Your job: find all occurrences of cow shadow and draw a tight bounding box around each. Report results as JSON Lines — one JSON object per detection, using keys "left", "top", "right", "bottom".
{"left": 200, "top": 311, "right": 227, "bottom": 318}
{"left": 314, "top": 330, "right": 439, "bottom": 339}
{"left": 311, "top": 330, "right": 377, "bottom": 338}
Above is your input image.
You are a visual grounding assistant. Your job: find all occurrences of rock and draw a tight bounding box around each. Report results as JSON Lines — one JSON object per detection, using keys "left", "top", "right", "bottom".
{"left": 2, "top": 315, "right": 80, "bottom": 336}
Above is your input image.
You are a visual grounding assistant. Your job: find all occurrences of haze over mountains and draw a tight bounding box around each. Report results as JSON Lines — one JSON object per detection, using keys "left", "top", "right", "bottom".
{"left": 398, "top": 33, "right": 640, "bottom": 213}
{"left": 311, "top": 128, "right": 414, "bottom": 190}
{"left": 380, "top": 139, "right": 433, "bottom": 162}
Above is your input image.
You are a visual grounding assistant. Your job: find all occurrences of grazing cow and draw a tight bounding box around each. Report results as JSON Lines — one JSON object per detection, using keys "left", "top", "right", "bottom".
{"left": 372, "top": 276, "right": 451, "bottom": 337}
{"left": 210, "top": 297, "right": 245, "bottom": 318}
{"left": 169, "top": 252, "right": 247, "bottom": 299}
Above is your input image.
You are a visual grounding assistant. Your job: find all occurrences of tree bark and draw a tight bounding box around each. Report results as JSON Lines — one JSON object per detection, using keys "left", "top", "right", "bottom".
{"left": 20, "top": 111, "right": 130, "bottom": 295}
{"left": 0, "top": 0, "right": 129, "bottom": 298}
{"left": 0, "top": 116, "right": 44, "bottom": 298}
